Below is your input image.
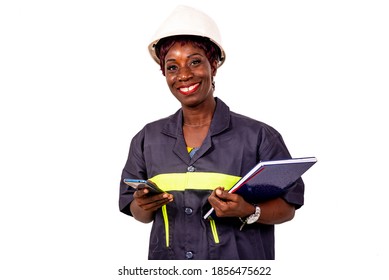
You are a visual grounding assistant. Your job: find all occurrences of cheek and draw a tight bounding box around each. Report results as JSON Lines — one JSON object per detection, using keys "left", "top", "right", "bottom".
{"left": 165, "top": 76, "right": 177, "bottom": 94}
{"left": 202, "top": 71, "right": 213, "bottom": 84}
{"left": 165, "top": 75, "right": 174, "bottom": 87}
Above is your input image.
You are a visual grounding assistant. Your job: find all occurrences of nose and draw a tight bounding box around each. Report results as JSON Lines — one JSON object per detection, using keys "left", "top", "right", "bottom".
{"left": 177, "top": 66, "right": 193, "bottom": 81}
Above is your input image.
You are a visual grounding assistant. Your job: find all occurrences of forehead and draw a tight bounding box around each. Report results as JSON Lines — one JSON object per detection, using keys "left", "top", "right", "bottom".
{"left": 165, "top": 42, "right": 206, "bottom": 60}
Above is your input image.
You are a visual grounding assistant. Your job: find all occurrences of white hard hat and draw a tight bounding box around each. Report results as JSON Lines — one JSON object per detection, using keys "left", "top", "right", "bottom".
{"left": 148, "top": 5, "right": 226, "bottom": 68}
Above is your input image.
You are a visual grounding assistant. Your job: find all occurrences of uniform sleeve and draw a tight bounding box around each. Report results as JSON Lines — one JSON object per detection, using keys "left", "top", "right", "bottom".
{"left": 258, "top": 126, "right": 305, "bottom": 209}
{"left": 119, "top": 129, "right": 148, "bottom": 216}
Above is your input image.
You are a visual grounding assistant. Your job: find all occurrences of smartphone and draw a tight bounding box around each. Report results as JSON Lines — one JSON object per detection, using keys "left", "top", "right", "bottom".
{"left": 123, "top": 179, "right": 164, "bottom": 195}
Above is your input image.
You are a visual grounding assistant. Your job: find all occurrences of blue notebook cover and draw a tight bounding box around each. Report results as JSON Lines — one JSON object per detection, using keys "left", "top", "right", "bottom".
{"left": 203, "top": 157, "right": 317, "bottom": 219}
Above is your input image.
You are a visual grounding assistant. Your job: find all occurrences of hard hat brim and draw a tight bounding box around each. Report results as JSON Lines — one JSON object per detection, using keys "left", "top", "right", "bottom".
{"left": 148, "top": 36, "right": 226, "bottom": 68}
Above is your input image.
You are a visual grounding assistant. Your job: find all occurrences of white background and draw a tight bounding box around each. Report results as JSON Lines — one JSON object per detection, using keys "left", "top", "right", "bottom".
{"left": 1, "top": 0, "right": 388, "bottom": 279}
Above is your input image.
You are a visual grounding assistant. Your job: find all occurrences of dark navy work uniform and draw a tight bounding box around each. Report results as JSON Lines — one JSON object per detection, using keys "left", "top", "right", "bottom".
{"left": 119, "top": 98, "right": 304, "bottom": 260}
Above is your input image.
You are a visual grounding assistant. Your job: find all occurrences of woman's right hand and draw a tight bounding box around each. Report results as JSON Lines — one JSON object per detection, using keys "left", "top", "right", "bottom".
{"left": 130, "top": 189, "right": 173, "bottom": 223}
{"left": 134, "top": 188, "right": 174, "bottom": 212}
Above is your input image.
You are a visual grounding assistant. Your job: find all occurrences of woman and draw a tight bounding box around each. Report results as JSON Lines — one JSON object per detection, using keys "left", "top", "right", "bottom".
{"left": 119, "top": 5, "right": 304, "bottom": 260}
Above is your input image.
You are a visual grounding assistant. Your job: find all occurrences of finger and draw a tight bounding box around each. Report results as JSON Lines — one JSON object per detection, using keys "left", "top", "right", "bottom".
{"left": 209, "top": 187, "right": 224, "bottom": 200}
{"left": 142, "top": 196, "right": 174, "bottom": 211}
{"left": 207, "top": 189, "right": 221, "bottom": 205}
{"left": 208, "top": 192, "right": 227, "bottom": 210}
{"left": 137, "top": 192, "right": 173, "bottom": 207}
{"left": 215, "top": 188, "right": 238, "bottom": 202}
{"left": 133, "top": 188, "right": 149, "bottom": 198}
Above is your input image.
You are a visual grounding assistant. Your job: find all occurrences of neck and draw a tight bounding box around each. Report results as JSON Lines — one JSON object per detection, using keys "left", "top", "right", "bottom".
{"left": 182, "top": 97, "right": 216, "bottom": 127}
{"left": 183, "top": 119, "right": 212, "bottom": 127}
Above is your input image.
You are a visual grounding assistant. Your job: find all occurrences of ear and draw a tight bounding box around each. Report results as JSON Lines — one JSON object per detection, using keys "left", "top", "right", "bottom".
{"left": 211, "top": 60, "right": 218, "bottom": 76}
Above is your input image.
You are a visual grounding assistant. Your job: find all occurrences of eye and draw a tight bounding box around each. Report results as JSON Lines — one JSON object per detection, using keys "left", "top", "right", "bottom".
{"left": 166, "top": 64, "right": 177, "bottom": 72}
{"left": 191, "top": 59, "right": 201, "bottom": 66}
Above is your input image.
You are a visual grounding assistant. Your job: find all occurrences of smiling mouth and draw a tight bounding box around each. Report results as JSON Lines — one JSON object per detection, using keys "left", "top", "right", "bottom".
{"left": 178, "top": 83, "right": 200, "bottom": 95}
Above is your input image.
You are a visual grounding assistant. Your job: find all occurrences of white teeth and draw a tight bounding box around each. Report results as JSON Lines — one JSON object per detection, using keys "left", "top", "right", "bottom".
{"left": 180, "top": 84, "right": 198, "bottom": 92}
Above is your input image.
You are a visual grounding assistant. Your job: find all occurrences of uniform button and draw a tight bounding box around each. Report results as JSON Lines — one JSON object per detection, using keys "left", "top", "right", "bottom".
{"left": 185, "top": 251, "right": 194, "bottom": 259}
{"left": 187, "top": 166, "right": 196, "bottom": 172}
{"left": 185, "top": 207, "right": 193, "bottom": 215}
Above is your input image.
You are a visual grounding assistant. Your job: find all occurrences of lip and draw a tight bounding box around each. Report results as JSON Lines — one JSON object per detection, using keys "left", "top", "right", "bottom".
{"left": 177, "top": 83, "right": 200, "bottom": 95}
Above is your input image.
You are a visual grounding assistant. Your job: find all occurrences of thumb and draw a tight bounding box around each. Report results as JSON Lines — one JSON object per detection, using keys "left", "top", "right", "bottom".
{"left": 215, "top": 187, "right": 227, "bottom": 198}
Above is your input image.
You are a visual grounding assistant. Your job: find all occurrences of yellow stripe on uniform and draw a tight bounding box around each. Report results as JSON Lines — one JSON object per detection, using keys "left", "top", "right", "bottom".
{"left": 149, "top": 172, "right": 241, "bottom": 192}
{"left": 161, "top": 205, "right": 169, "bottom": 247}
{"left": 209, "top": 218, "right": 220, "bottom": 244}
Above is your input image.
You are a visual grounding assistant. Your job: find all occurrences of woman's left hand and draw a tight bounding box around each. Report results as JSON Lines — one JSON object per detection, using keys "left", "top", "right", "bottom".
{"left": 207, "top": 187, "right": 255, "bottom": 218}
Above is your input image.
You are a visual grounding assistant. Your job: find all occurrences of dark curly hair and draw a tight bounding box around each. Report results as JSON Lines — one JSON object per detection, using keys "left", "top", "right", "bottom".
{"left": 155, "top": 35, "right": 221, "bottom": 75}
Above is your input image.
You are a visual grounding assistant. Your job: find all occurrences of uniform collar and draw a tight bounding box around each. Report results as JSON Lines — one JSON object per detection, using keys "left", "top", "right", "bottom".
{"left": 161, "top": 97, "right": 231, "bottom": 138}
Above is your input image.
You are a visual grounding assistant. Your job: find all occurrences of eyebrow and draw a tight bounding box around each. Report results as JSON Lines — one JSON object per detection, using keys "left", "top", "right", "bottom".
{"left": 165, "top": 52, "right": 204, "bottom": 63}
